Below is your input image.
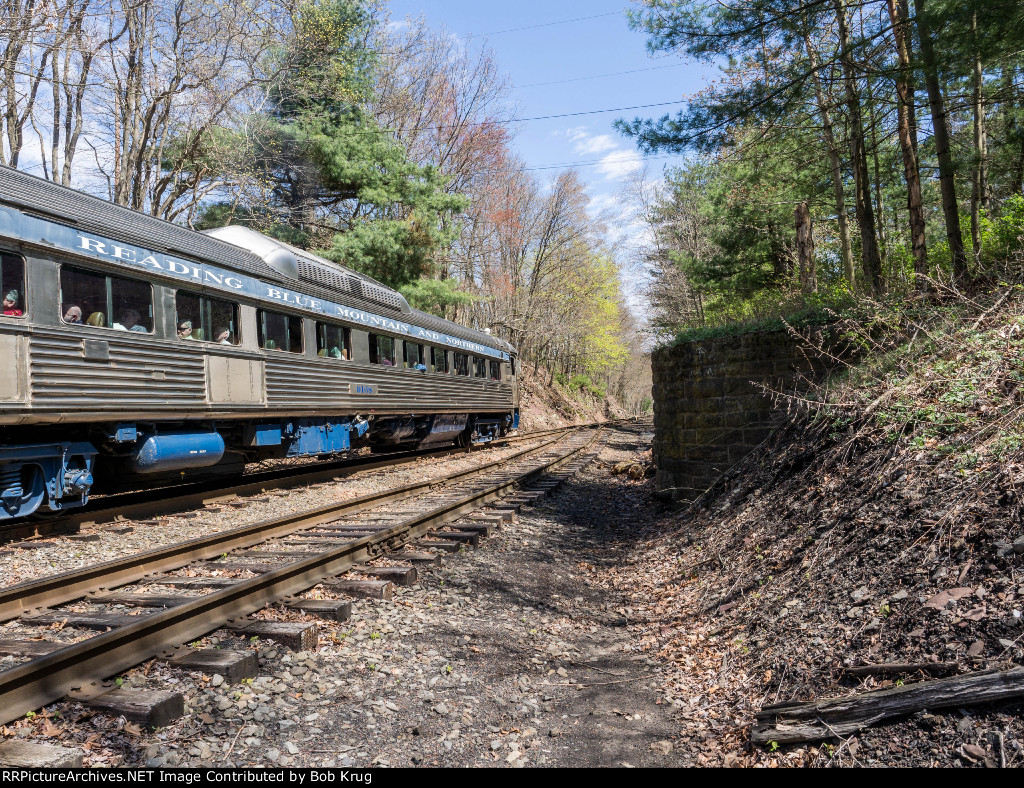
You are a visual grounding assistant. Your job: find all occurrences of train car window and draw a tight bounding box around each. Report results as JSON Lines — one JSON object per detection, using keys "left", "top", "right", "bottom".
{"left": 473, "top": 356, "right": 488, "bottom": 379}
{"left": 316, "top": 322, "right": 350, "bottom": 360}
{"left": 0, "top": 253, "right": 25, "bottom": 318}
{"left": 403, "top": 342, "right": 426, "bottom": 370}
{"left": 510, "top": 356, "right": 517, "bottom": 375}
{"left": 453, "top": 352, "right": 470, "bottom": 376}
{"left": 59, "top": 265, "right": 152, "bottom": 332}
{"left": 369, "top": 334, "right": 396, "bottom": 366}
{"left": 489, "top": 361, "right": 502, "bottom": 381}
{"left": 258, "top": 309, "right": 303, "bottom": 353}
{"left": 175, "top": 291, "right": 239, "bottom": 344}
{"left": 430, "top": 347, "right": 449, "bottom": 374}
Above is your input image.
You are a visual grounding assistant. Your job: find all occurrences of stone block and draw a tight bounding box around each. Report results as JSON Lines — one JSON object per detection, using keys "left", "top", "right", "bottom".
{"left": 728, "top": 444, "right": 757, "bottom": 463}
{"left": 0, "top": 741, "right": 83, "bottom": 768}
{"left": 743, "top": 427, "right": 777, "bottom": 445}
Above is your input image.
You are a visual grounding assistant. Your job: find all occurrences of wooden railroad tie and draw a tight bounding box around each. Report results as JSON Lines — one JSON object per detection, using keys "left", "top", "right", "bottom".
{"left": 160, "top": 648, "right": 259, "bottom": 684}
{"left": 228, "top": 621, "right": 319, "bottom": 651}
{"left": 321, "top": 579, "right": 394, "bottom": 600}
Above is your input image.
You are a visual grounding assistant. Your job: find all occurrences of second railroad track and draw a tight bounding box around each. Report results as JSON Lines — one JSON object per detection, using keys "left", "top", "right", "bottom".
{"left": 0, "top": 424, "right": 607, "bottom": 727}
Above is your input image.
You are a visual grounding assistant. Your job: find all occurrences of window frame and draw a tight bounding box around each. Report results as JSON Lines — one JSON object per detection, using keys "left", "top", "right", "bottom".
{"left": 257, "top": 307, "right": 304, "bottom": 354}
{"left": 369, "top": 333, "right": 397, "bottom": 366}
{"left": 0, "top": 252, "right": 27, "bottom": 319}
{"left": 473, "top": 356, "right": 488, "bottom": 379}
{"left": 58, "top": 263, "right": 154, "bottom": 334}
{"left": 403, "top": 341, "right": 426, "bottom": 370}
{"left": 489, "top": 360, "right": 502, "bottom": 381}
{"left": 316, "top": 321, "right": 351, "bottom": 360}
{"left": 430, "top": 347, "right": 449, "bottom": 374}
{"left": 174, "top": 289, "right": 240, "bottom": 345}
{"left": 453, "top": 352, "right": 470, "bottom": 377}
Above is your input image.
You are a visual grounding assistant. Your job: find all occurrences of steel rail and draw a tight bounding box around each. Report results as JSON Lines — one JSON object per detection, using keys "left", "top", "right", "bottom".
{"left": 0, "top": 427, "right": 603, "bottom": 724}
{"left": 0, "top": 429, "right": 579, "bottom": 622}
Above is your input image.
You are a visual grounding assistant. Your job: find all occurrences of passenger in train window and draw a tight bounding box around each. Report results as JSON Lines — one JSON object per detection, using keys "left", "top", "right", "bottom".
{"left": 2, "top": 290, "right": 22, "bottom": 316}
{"left": 178, "top": 320, "right": 193, "bottom": 339}
{"left": 61, "top": 266, "right": 152, "bottom": 333}
{"left": 0, "top": 254, "right": 25, "bottom": 317}
{"left": 215, "top": 327, "right": 232, "bottom": 345}
{"left": 404, "top": 341, "right": 429, "bottom": 371}
{"left": 113, "top": 308, "right": 147, "bottom": 332}
{"left": 316, "top": 323, "right": 349, "bottom": 360}
{"left": 370, "top": 334, "right": 395, "bottom": 366}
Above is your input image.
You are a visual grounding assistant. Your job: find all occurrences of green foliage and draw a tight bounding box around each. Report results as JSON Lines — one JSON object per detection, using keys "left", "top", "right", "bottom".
{"left": 195, "top": 0, "right": 466, "bottom": 291}
{"left": 554, "top": 372, "right": 607, "bottom": 399}
{"left": 978, "top": 196, "right": 1024, "bottom": 275}
{"left": 671, "top": 287, "right": 853, "bottom": 345}
{"left": 399, "top": 278, "right": 476, "bottom": 318}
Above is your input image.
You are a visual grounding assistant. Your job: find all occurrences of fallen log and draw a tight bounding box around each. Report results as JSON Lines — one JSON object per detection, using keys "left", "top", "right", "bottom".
{"left": 753, "top": 667, "right": 1024, "bottom": 745}
{"left": 845, "top": 661, "right": 958, "bottom": 678}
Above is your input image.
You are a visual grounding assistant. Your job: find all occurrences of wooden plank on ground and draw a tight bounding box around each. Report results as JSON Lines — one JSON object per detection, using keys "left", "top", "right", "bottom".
{"left": 752, "top": 667, "right": 1024, "bottom": 745}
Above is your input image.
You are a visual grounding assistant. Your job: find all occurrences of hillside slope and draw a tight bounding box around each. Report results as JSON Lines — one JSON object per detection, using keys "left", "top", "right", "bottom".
{"left": 601, "top": 294, "right": 1024, "bottom": 766}
{"left": 517, "top": 362, "right": 627, "bottom": 429}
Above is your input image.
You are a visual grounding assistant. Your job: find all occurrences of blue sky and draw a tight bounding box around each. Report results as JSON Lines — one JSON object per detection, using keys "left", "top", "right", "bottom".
{"left": 384, "top": 1, "right": 709, "bottom": 239}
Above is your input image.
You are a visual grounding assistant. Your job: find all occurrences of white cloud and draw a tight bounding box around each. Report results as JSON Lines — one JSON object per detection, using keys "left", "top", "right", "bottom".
{"left": 596, "top": 150, "right": 643, "bottom": 180}
{"left": 573, "top": 134, "right": 618, "bottom": 156}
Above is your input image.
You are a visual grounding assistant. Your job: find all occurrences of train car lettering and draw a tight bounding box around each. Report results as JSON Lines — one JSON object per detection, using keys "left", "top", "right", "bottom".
{"left": 79, "top": 236, "right": 106, "bottom": 254}
{"left": 111, "top": 246, "right": 135, "bottom": 261}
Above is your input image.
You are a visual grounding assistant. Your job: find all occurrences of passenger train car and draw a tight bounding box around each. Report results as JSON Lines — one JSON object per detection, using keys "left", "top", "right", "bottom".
{"left": 0, "top": 167, "right": 519, "bottom": 521}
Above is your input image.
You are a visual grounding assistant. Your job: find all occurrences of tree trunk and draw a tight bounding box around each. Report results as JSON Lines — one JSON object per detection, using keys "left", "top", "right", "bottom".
{"left": 914, "top": 0, "right": 968, "bottom": 281}
{"left": 1005, "top": 66, "right": 1024, "bottom": 196}
{"left": 795, "top": 201, "right": 816, "bottom": 294}
{"left": 970, "top": 11, "right": 988, "bottom": 261}
{"left": 834, "top": 0, "right": 883, "bottom": 294}
{"left": 886, "top": 0, "right": 928, "bottom": 291}
{"left": 803, "top": 29, "right": 855, "bottom": 291}
{"left": 867, "top": 72, "right": 888, "bottom": 266}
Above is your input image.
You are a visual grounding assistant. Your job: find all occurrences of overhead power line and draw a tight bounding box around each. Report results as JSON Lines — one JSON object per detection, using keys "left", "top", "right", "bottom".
{"left": 473, "top": 11, "right": 623, "bottom": 37}
{"left": 518, "top": 63, "right": 686, "bottom": 89}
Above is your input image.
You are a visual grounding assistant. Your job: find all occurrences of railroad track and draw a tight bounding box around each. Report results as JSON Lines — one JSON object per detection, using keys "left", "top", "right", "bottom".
{"left": 0, "top": 424, "right": 582, "bottom": 545}
{"left": 0, "top": 425, "right": 607, "bottom": 727}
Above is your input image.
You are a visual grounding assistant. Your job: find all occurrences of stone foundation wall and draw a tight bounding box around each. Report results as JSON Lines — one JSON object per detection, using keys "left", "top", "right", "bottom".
{"left": 652, "top": 328, "right": 831, "bottom": 502}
